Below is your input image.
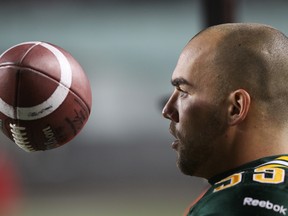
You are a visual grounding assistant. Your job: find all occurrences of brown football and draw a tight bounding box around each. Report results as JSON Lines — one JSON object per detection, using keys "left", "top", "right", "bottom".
{"left": 0, "top": 41, "right": 92, "bottom": 152}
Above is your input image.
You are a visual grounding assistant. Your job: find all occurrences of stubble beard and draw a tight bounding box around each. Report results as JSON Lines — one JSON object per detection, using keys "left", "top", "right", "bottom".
{"left": 176, "top": 137, "right": 213, "bottom": 177}
{"left": 176, "top": 112, "right": 228, "bottom": 178}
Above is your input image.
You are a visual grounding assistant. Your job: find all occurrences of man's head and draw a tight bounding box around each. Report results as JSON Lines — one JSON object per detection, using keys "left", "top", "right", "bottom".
{"left": 162, "top": 23, "right": 288, "bottom": 179}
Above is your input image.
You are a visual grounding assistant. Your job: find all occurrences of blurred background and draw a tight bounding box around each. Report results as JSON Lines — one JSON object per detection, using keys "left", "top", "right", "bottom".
{"left": 0, "top": 0, "right": 287, "bottom": 215}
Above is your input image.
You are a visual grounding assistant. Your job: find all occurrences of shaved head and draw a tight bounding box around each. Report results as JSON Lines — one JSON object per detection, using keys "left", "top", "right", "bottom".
{"left": 185, "top": 23, "right": 288, "bottom": 125}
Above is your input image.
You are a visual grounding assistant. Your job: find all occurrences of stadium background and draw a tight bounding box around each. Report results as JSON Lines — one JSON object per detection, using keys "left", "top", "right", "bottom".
{"left": 0, "top": 0, "right": 287, "bottom": 215}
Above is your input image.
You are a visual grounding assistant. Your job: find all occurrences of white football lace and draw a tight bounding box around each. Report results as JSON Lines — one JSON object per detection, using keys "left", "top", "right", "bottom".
{"left": 9, "top": 123, "right": 35, "bottom": 152}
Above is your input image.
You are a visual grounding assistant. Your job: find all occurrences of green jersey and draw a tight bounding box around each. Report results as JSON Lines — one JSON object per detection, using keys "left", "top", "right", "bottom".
{"left": 187, "top": 155, "right": 288, "bottom": 216}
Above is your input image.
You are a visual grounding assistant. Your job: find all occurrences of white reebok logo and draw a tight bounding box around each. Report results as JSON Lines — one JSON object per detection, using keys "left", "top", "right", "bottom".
{"left": 243, "top": 197, "right": 287, "bottom": 215}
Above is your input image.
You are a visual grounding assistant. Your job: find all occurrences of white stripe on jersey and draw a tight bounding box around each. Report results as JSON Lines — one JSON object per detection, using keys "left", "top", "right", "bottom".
{"left": 257, "top": 160, "right": 288, "bottom": 168}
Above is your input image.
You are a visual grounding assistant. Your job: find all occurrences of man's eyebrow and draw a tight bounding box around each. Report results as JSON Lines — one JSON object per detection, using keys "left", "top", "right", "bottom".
{"left": 171, "top": 77, "right": 191, "bottom": 87}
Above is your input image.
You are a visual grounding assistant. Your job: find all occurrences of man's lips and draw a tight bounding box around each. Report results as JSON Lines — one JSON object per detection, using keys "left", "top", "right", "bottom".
{"left": 172, "top": 139, "right": 179, "bottom": 150}
{"left": 169, "top": 124, "right": 179, "bottom": 150}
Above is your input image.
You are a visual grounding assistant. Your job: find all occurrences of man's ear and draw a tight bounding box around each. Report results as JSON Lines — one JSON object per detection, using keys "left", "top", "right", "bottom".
{"left": 227, "top": 89, "right": 251, "bottom": 126}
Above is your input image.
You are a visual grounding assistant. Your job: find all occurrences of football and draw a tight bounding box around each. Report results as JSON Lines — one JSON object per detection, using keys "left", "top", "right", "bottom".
{"left": 0, "top": 41, "right": 92, "bottom": 152}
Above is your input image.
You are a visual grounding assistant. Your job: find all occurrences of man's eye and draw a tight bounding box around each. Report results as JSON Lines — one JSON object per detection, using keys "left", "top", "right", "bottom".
{"left": 178, "top": 89, "right": 188, "bottom": 97}
{"left": 180, "top": 91, "right": 188, "bottom": 97}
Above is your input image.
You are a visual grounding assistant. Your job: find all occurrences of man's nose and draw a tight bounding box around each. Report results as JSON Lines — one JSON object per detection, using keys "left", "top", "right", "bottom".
{"left": 162, "top": 94, "right": 179, "bottom": 122}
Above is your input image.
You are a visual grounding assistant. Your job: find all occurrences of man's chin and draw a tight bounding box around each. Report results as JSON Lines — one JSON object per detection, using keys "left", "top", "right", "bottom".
{"left": 177, "top": 156, "right": 204, "bottom": 177}
{"left": 177, "top": 158, "right": 194, "bottom": 176}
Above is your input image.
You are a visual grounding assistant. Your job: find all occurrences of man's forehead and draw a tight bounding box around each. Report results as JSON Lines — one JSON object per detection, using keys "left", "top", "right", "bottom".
{"left": 171, "top": 48, "right": 202, "bottom": 83}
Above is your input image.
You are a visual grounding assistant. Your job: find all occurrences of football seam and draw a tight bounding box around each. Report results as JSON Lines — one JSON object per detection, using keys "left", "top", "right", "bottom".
{"left": 19, "top": 43, "right": 40, "bottom": 64}
{"left": 24, "top": 42, "right": 91, "bottom": 113}
{"left": 0, "top": 42, "right": 91, "bottom": 114}
{"left": 0, "top": 64, "right": 91, "bottom": 114}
